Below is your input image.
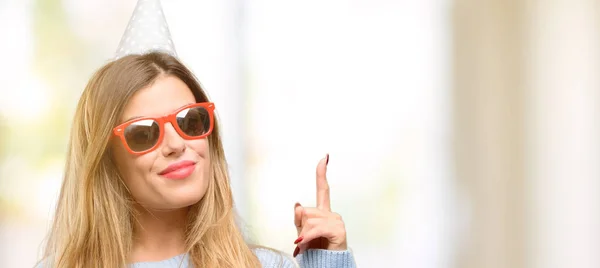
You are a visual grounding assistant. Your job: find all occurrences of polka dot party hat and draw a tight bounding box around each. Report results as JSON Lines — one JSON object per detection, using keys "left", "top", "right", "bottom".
{"left": 114, "top": 0, "right": 177, "bottom": 59}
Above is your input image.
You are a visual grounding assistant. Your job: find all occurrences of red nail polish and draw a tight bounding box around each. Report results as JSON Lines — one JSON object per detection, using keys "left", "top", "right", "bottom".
{"left": 294, "top": 236, "right": 304, "bottom": 244}
{"left": 293, "top": 246, "right": 299, "bottom": 257}
{"left": 326, "top": 154, "right": 329, "bottom": 165}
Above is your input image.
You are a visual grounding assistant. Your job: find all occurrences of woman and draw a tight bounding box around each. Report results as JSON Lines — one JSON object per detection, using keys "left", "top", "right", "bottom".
{"left": 37, "top": 52, "right": 356, "bottom": 267}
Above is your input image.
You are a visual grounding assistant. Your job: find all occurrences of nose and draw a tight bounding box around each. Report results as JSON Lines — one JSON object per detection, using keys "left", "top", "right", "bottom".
{"left": 160, "top": 122, "right": 186, "bottom": 157}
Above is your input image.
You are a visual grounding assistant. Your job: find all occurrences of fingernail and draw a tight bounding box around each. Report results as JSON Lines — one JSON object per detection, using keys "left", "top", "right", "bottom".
{"left": 294, "top": 236, "right": 304, "bottom": 244}
{"left": 326, "top": 153, "right": 329, "bottom": 165}
{"left": 294, "top": 202, "right": 301, "bottom": 208}
{"left": 293, "top": 246, "right": 299, "bottom": 257}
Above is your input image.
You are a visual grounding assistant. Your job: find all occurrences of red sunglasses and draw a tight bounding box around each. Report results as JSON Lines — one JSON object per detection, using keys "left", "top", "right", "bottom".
{"left": 113, "top": 102, "right": 215, "bottom": 155}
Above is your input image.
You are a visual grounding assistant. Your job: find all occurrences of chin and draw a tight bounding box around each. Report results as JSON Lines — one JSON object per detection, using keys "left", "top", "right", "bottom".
{"left": 172, "top": 194, "right": 204, "bottom": 208}
{"left": 154, "top": 195, "right": 202, "bottom": 211}
{"left": 164, "top": 183, "right": 208, "bottom": 208}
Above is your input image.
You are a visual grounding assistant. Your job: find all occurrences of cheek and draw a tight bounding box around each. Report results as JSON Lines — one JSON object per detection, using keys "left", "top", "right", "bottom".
{"left": 111, "top": 141, "right": 156, "bottom": 190}
{"left": 187, "top": 139, "right": 211, "bottom": 179}
{"left": 123, "top": 156, "right": 156, "bottom": 192}
{"left": 187, "top": 138, "right": 210, "bottom": 159}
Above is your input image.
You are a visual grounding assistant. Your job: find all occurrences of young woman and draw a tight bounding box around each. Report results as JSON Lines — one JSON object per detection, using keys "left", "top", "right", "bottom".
{"left": 37, "top": 52, "right": 356, "bottom": 267}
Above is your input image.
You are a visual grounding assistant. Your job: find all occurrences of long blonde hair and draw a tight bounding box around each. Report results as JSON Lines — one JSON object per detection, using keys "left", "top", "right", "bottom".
{"left": 40, "top": 52, "right": 262, "bottom": 267}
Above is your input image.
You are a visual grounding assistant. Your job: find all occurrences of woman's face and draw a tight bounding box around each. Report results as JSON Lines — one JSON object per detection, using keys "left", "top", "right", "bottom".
{"left": 111, "top": 75, "right": 210, "bottom": 210}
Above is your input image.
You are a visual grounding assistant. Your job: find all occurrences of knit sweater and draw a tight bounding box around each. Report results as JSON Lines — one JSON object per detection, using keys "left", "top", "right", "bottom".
{"left": 130, "top": 248, "right": 356, "bottom": 268}
{"left": 37, "top": 248, "right": 356, "bottom": 268}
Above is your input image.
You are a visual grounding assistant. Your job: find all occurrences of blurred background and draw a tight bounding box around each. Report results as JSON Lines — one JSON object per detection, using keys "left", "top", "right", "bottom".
{"left": 0, "top": 0, "right": 598, "bottom": 267}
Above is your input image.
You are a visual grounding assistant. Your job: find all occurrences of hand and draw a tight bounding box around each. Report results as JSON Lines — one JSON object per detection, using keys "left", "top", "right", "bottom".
{"left": 293, "top": 154, "right": 347, "bottom": 257}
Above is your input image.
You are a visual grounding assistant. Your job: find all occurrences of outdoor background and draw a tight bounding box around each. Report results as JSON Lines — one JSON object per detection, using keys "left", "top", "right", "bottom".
{"left": 0, "top": 0, "right": 599, "bottom": 267}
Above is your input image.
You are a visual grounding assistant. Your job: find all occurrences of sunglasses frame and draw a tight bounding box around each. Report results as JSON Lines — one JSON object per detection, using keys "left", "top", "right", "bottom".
{"left": 113, "top": 102, "right": 215, "bottom": 155}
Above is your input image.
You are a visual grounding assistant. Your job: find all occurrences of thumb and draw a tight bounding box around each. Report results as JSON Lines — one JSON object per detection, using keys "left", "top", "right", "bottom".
{"left": 294, "top": 202, "right": 303, "bottom": 235}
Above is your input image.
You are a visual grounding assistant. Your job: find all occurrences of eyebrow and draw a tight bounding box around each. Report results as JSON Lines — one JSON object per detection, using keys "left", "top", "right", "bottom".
{"left": 122, "top": 103, "right": 195, "bottom": 123}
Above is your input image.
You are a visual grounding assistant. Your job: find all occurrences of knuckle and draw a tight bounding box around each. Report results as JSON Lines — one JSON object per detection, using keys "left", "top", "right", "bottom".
{"left": 339, "top": 228, "right": 347, "bottom": 238}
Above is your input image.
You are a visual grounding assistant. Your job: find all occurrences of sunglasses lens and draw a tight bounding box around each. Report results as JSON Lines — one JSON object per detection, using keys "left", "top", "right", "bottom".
{"left": 124, "top": 119, "right": 160, "bottom": 152}
{"left": 176, "top": 106, "right": 211, "bottom": 137}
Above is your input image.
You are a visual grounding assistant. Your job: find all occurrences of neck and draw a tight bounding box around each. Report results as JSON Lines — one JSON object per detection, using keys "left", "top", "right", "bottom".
{"left": 130, "top": 206, "right": 189, "bottom": 263}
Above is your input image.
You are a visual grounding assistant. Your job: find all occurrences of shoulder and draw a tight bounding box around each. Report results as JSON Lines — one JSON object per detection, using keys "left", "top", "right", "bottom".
{"left": 34, "top": 260, "right": 50, "bottom": 268}
{"left": 34, "top": 257, "right": 53, "bottom": 268}
{"left": 252, "top": 247, "right": 297, "bottom": 268}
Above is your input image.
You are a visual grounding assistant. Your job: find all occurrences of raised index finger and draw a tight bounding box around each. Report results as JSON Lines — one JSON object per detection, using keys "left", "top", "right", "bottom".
{"left": 316, "top": 154, "right": 331, "bottom": 211}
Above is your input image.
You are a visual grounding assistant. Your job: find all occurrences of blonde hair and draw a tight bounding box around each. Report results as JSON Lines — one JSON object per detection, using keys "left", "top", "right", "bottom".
{"left": 40, "top": 52, "right": 263, "bottom": 267}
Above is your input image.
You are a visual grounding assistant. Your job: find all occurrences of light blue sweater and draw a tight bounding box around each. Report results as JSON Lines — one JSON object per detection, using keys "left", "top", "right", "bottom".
{"left": 129, "top": 248, "right": 356, "bottom": 268}
{"left": 37, "top": 248, "right": 356, "bottom": 268}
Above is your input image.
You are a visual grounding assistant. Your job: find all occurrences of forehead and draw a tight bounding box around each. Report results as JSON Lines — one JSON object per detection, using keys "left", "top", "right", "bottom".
{"left": 121, "top": 75, "right": 196, "bottom": 121}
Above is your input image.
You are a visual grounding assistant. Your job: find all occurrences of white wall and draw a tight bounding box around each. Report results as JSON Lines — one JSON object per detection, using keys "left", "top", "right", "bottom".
{"left": 527, "top": 1, "right": 600, "bottom": 267}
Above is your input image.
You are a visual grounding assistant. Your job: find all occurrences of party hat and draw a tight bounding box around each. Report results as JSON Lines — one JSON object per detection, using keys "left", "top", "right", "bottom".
{"left": 114, "top": 0, "right": 177, "bottom": 59}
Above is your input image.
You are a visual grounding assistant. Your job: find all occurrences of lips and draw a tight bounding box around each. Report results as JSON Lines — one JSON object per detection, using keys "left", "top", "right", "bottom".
{"left": 158, "top": 160, "right": 196, "bottom": 180}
